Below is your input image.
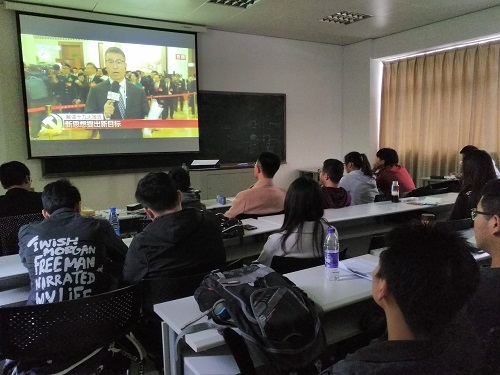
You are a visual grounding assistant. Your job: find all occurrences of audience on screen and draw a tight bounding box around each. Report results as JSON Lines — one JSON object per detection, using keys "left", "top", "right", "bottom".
{"left": 168, "top": 166, "right": 206, "bottom": 211}
{"left": 339, "top": 152, "right": 378, "bottom": 205}
{"left": 18, "top": 179, "right": 127, "bottom": 305}
{"left": 449, "top": 149, "right": 497, "bottom": 220}
{"left": 319, "top": 159, "right": 351, "bottom": 209}
{"left": 322, "top": 223, "right": 481, "bottom": 375}
{"left": 224, "top": 151, "right": 286, "bottom": 219}
{"left": 372, "top": 148, "right": 416, "bottom": 196}
{"left": 257, "top": 177, "right": 328, "bottom": 266}
{"left": 0, "top": 161, "right": 43, "bottom": 217}
{"left": 467, "top": 179, "right": 500, "bottom": 343}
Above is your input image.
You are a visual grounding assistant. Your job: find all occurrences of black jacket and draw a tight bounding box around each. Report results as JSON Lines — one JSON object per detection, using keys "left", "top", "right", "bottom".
{"left": 122, "top": 208, "right": 226, "bottom": 284}
{"left": 0, "top": 188, "right": 43, "bottom": 217}
{"left": 19, "top": 208, "right": 128, "bottom": 305}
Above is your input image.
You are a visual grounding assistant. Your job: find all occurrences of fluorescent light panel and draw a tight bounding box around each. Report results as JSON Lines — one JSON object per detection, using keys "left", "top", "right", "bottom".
{"left": 320, "top": 11, "right": 372, "bottom": 25}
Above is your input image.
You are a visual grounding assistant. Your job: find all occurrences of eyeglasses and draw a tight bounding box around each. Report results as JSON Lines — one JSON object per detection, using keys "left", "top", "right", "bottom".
{"left": 105, "top": 59, "right": 125, "bottom": 66}
{"left": 471, "top": 208, "right": 493, "bottom": 220}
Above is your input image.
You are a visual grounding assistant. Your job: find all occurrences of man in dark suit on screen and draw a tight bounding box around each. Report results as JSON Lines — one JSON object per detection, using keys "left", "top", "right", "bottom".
{"left": 85, "top": 47, "right": 149, "bottom": 139}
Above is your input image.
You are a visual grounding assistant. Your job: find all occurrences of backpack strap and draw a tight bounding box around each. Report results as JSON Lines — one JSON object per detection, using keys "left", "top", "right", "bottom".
{"left": 222, "top": 327, "right": 256, "bottom": 375}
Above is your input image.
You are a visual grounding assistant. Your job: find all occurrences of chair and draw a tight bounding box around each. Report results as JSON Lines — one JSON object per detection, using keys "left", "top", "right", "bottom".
{"left": 405, "top": 186, "right": 449, "bottom": 197}
{"left": 0, "top": 284, "right": 141, "bottom": 372}
{"left": 435, "top": 218, "right": 473, "bottom": 232}
{"left": 0, "top": 213, "right": 44, "bottom": 256}
{"left": 236, "top": 211, "right": 284, "bottom": 220}
{"left": 374, "top": 194, "right": 391, "bottom": 202}
{"left": 368, "top": 234, "right": 389, "bottom": 252}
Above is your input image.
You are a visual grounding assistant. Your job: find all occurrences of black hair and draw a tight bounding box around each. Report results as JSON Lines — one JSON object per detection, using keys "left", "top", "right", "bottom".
{"left": 461, "top": 150, "right": 497, "bottom": 209}
{"left": 459, "top": 145, "right": 479, "bottom": 155}
{"left": 322, "top": 159, "right": 344, "bottom": 183}
{"left": 135, "top": 172, "right": 178, "bottom": 212}
{"left": 257, "top": 152, "right": 281, "bottom": 178}
{"left": 279, "top": 177, "right": 325, "bottom": 256}
{"left": 376, "top": 148, "right": 399, "bottom": 167}
{"left": 0, "top": 161, "right": 31, "bottom": 189}
{"left": 42, "top": 179, "right": 81, "bottom": 214}
{"left": 169, "top": 167, "right": 191, "bottom": 192}
{"left": 478, "top": 176, "right": 500, "bottom": 216}
{"left": 105, "top": 47, "right": 126, "bottom": 61}
{"left": 344, "top": 151, "right": 374, "bottom": 178}
{"left": 85, "top": 62, "right": 97, "bottom": 70}
{"left": 377, "top": 223, "right": 479, "bottom": 338}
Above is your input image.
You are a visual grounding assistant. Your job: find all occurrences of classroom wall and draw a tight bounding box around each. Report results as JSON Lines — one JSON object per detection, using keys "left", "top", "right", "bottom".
{"left": 342, "top": 5, "right": 500, "bottom": 162}
{"left": 0, "top": 6, "right": 343, "bottom": 208}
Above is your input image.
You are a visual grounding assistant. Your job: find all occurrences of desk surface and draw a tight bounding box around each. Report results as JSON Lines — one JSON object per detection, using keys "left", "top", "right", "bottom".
{"left": 154, "top": 255, "right": 378, "bottom": 352}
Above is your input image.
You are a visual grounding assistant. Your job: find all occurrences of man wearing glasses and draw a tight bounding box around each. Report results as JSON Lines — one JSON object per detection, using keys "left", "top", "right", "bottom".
{"left": 468, "top": 179, "right": 500, "bottom": 343}
{"left": 85, "top": 47, "right": 149, "bottom": 139}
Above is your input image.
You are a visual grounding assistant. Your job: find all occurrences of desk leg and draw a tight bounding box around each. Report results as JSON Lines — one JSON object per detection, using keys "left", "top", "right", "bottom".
{"left": 161, "top": 321, "right": 179, "bottom": 375}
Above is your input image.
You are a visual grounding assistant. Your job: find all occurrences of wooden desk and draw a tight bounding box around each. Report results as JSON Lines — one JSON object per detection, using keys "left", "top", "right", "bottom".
{"left": 154, "top": 255, "right": 379, "bottom": 375}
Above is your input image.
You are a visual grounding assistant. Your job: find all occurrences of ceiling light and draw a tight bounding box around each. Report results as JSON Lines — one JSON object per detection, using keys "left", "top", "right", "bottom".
{"left": 319, "top": 11, "right": 372, "bottom": 25}
{"left": 208, "top": 0, "right": 261, "bottom": 8}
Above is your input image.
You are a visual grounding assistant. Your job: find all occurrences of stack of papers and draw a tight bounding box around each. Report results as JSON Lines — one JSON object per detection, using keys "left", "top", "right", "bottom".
{"left": 339, "top": 258, "right": 378, "bottom": 281}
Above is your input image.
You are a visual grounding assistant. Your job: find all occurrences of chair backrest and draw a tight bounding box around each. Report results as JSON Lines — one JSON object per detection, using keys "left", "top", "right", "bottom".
{"left": 236, "top": 211, "right": 284, "bottom": 220}
{"left": 405, "top": 186, "right": 449, "bottom": 198}
{"left": 270, "top": 256, "right": 324, "bottom": 274}
{"left": 0, "top": 212, "right": 44, "bottom": 256}
{"left": 435, "top": 218, "right": 474, "bottom": 232}
{"left": 141, "top": 272, "right": 208, "bottom": 318}
{"left": 374, "top": 194, "right": 391, "bottom": 202}
{"left": 0, "top": 284, "right": 141, "bottom": 361}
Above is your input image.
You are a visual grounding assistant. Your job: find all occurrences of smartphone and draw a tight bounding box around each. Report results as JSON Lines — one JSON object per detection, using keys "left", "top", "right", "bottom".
{"left": 243, "top": 224, "right": 257, "bottom": 230}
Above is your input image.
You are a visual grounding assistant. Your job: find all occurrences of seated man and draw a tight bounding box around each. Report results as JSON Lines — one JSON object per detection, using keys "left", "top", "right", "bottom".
{"left": 224, "top": 152, "right": 286, "bottom": 218}
{"left": 122, "top": 172, "right": 226, "bottom": 284}
{"left": 168, "top": 166, "right": 206, "bottom": 210}
{"left": 18, "top": 179, "right": 128, "bottom": 305}
{"left": 320, "top": 159, "right": 351, "bottom": 209}
{"left": 323, "top": 223, "right": 481, "bottom": 375}
{"left": 0, "top": 161, "right": 43, "bottom": 217}
{"left": 467, "top": 179, "right": 500, "bottom": 342}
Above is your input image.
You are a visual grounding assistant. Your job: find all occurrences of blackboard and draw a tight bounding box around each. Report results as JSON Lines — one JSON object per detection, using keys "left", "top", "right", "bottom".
{"left": 198, "top": 91, "right": 286, "bottom": 164}
{"left": 42, "top": 91, "right": 286, "bottom": 176}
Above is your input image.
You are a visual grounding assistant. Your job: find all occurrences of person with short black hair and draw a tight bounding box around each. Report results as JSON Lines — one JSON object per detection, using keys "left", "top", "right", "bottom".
{"left": 323, "top": 223, "right": 481, "bottom": 374}
{"left": 224, "top": 152, "right": 286, "bottom": 218}
{"left": 18, "top": 179, "right": 128, "bottom": 305}
{"left": 373, "top": 147, "right": 416, "bottom": 195}
{"left": 168, "top": 166, "right": 206, "bottom": 210}
{"left": 122, "top": 172, "right": 225, "bottom": 284}
{"left": 257, "top": 177, "right": 328, "bottom": 266}
{"left": 339, "top": 151, "right": 378, "bottom": 205}
{"left": 467, "top": 179, "right": 500, "bottom": 342}
{"left": 0, "top": 161, "right": 43, "bottom": 217}
{"left": 319, "top": 159, "right": 351, "bottom": 209}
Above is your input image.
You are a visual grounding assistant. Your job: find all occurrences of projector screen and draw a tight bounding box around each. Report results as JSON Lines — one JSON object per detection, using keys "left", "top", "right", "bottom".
{"left": 18, "top": 13, "right": 200, "bottom": 158}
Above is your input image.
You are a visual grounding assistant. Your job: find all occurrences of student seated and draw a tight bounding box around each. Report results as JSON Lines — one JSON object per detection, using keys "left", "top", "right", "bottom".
{"left": 322, "top": 223, "right": 481, "bottom": 375}
{"left": 257, "top": 177, "right": 328, "bottom": 266}
{"left": 18, "top": 179, "right": 127, "bottom": 305}
{"left": 339, "top": 151, "right": 378, "bottom": 205}
{"left": 122, "top": 172, "right": 226, "bottom": 284}
{"left": 458, "top": 145, "right": 500, "bottom": 179}
{"left": 319, "top": 159, "right": 351, "bottom": 209}
{"left": 449, "top": 149, "right": 497, "bottom": 220}
{"left": 467, "top": 179, "right": 500, "bottom": 342}
{"left": 224, "top": 152, "right": 286, "bottom": 219}
{"left": 168, "top": 166, "right": 206, "bottom": 210}
{"left": 0, "top": 161, "right": 43, "bottom": 217}
{"left": 372, "top": 148, "right": 416, "bottom": 196}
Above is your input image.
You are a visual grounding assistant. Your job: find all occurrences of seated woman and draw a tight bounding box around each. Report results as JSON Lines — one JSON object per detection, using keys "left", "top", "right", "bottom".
{"left": 449, "top": 149, "right": 497, "bottom": 220}
{"left": 373, "top": 148, "right": 416, "bottom": 196}
{"left": 257, "top": 177, "right": 328, "bottom": 266}
{"left": 339, "top": 151, "right": 378, "bottom": 205}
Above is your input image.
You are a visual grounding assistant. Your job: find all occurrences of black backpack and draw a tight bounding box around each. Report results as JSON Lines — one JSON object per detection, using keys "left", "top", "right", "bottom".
{"left": 192, "top": 263, "right": 326, "bottom": 374}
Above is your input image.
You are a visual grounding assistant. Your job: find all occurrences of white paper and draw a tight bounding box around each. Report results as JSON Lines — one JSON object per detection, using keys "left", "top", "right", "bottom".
{"left": 148, "top": 99, "right": 164, "bottom": 119}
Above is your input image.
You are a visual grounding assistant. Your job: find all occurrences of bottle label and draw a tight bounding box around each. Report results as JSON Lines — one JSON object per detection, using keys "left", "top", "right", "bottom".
{"left": 324, "top": 251, "right": 339, "bottom": 269}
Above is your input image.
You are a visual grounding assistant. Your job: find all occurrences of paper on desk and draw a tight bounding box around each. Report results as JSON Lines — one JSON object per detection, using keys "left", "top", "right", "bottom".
{"left": 340, "top": 258, "right": 378, "bottom": 281}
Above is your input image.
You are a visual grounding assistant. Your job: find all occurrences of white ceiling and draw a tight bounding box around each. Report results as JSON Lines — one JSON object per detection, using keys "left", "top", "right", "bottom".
{"left": 4, "top": 0, "right": 500, "bottom": 45}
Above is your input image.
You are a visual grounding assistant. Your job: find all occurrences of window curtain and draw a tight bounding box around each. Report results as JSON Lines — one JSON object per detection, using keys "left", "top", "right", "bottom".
{"left": 380, "top": 42, "right": 500, "bottom": 184}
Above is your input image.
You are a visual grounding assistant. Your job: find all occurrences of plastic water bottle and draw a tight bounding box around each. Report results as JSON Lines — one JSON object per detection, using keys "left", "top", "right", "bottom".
{"left": 324, "top": 227, "right": 340, "bottom": 281}
{"left": 108, "top": 206, "right": 120, "bottom": 236}
{"left": 391, "top": 181, "right": 400, "bottom": 203}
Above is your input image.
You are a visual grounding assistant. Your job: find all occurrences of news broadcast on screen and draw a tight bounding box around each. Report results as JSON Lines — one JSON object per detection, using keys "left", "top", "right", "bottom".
{"left": 18, "top": 13, "right": 200, "bottom": 158}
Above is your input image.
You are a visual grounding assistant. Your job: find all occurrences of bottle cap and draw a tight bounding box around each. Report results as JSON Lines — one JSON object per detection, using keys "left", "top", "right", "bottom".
{"left": 110, "top": 206, "right": 116, "bottom": 212}
{"left": 327, "top": 227, "right": 335, "bottom": 234}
